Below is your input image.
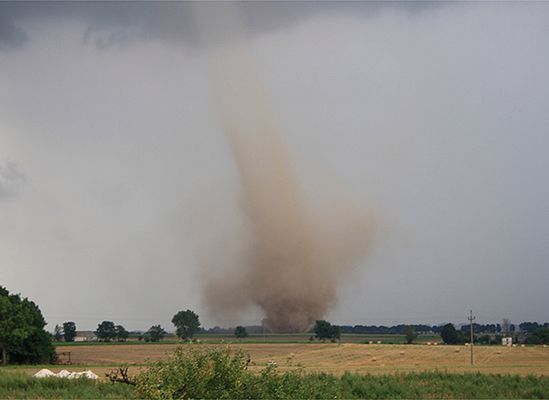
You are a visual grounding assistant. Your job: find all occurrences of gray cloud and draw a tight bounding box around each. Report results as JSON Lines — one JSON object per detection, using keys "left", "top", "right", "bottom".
{"left": 0, "top": 14, "right": 28, "bottom": 51}
{"left": 0, "top": 1, "right": 439, "bottom": 51}
{"left": 0, "top": 161, "right": 24, "bottom": 200}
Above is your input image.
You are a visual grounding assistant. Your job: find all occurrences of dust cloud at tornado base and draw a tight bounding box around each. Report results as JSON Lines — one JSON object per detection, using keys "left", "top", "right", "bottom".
{"left": 191, "top": 4, "right": 374, "bottom": 333}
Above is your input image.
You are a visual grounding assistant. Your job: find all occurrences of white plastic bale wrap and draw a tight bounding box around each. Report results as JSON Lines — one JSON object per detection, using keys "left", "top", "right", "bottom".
{"left": 33, "top": 369, "right": 98, "bottom": 380}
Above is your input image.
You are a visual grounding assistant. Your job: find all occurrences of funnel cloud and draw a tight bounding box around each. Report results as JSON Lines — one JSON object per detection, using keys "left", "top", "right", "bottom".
{"left": 194, "top": 4, "right": 373, "bottom": 332}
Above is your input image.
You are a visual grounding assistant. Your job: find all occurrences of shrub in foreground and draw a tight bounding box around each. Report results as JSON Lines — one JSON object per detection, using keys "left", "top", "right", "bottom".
{"left": 134, "top": 347, "right": 549, "bottom": 399}
{"left": 134, "top": 347, "right": 251, "bottom": 399}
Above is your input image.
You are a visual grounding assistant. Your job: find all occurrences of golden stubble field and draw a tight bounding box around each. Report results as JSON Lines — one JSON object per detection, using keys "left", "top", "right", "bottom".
{"left": 21, "top": 343, "right": 549, "bottom": 378}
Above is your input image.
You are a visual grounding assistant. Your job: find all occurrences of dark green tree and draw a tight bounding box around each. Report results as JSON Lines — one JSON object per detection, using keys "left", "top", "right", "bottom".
{"left": 0, "top": 286, "right": 56, "bottom": 364}
{"left": 53, "top": 325, "right": 63, "bottom": 342}
{"left": 440, "top": 323, "right": 465, "bottom": 344}
{"left": 62, "top": 321, "right": 77, "bottom": 342}
{"left": 171, "top": 310, "right": 200, "bottom": 340}
{"left": 313, "top": 320, "right": 340, "bottom": 342}
{"left": 234, "top": 326, "right": 248, "bottom": 339}
{"left": 95, "top": 321, "right": 117, "bottom": 342}
{"left": 525, "top": 327, "right": 549, "bottom": 345}
{"left": 115, "top": 325, "right": 129, "bottom": 342}
{"left": 403, "top": 325, "right": 418, "bottom": 344}
{"left": 145, "top": 325, "right": 167, "bottom": 342}
{"left": 520, "top": 322, "right": 540, "bottom": 334}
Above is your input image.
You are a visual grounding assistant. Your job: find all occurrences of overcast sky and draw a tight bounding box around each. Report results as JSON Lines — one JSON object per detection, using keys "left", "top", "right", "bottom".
{"left": 1, "top": 2, "right": 548, "bottom": 331}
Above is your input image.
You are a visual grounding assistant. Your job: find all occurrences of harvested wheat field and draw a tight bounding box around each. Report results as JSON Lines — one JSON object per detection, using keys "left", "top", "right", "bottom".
{"left": 20, "top": 343, "right": 549, "bottom": 378}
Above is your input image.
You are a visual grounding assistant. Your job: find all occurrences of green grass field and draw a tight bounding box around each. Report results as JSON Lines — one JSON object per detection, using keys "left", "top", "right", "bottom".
{"left": 0, "top": 370, "right": 133, "bottom": 399}
{"left": 3, "top": 367, "right": 548, "bottom": 399}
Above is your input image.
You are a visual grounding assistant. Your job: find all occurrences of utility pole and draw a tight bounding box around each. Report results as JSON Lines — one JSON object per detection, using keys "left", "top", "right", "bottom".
{"left": 468, "top": 310, "right": 475, "bottom": 365}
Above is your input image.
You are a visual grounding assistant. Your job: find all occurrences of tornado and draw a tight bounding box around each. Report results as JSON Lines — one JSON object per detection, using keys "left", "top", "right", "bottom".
{"left": 193, "top": 3, "right": 373, "bottom": 332}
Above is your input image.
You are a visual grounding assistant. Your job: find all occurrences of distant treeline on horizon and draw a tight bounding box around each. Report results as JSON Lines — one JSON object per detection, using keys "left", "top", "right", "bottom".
{"left": 198, "top": 322, "right": 549, "bottom": 335}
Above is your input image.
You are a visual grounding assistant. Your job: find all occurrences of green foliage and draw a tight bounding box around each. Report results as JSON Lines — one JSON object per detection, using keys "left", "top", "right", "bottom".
{"left": 145, "top": 325, "right": 167, "bottom": 342}
{"left": 440, "top": 323, "right": 465, "bottom": 344}
{"left": 95, "top": 321, "right": 116, "bottom": 342}
{"left": 0, "top": 370, "right": 134, "bottom": 399}
{"left": 0, "top": 286, "right": 56, "bottom": 365}
{"left": 171, "top": 310, "right": 200, "bottom": 340}
{"left": 338, "top": 371, "right": 549, "bottom": 399}
{"left": 114, "top": 325, "right": 128, "bottom": 342}
{"left": 520, "top": 322, "right": 541, "bottom": 334}
{"left": 525, "top": 328, "right": 549, "bottom": 345}
{"left": 133, "top": 347, "right": 549, "bottom": 399}
{"left": 313, "top": 320, "right": 340, "bottom": 342}
{"left": 134, "top": 348, "right": 250, "bottom": 399}
{"left": 234, "top": 326, "right": 248, "bottom": 339}
{"left": 8, "top": 330, "right": 57, "bottom": 365}
{"left": 402, "top": 325, "right": 418, "bottom": 344}
{"left": 62, "top": 322, "right": 77, "bottom": 342}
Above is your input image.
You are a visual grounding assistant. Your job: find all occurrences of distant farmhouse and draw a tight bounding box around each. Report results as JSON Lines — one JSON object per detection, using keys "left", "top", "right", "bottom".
{"left": 74, "top": 331, "right": 97, "bottom": 342}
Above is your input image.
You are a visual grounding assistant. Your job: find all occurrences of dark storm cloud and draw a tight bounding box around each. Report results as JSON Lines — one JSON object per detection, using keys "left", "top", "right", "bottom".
{"left": 0, "top": 161, "right": 24, "bottom": 200}
{"left": 0, "top": 1, "right": 439, "bottom": 51}
{"left": 0, "top": 14, "right": 28, "bottom": 50}
{"left": 0, "top": 1, "right": 194, "bottom": 50}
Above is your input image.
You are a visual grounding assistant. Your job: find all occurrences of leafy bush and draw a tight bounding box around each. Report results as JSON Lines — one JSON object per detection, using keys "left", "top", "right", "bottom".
{"left": 134, "top": 347, "right": 251, "bottom": 399}
{"left": 134, "top": 347, "right": 348, "bottom": 399}
{"left": 134, "top": 347, "right": 549, "bottom": 399}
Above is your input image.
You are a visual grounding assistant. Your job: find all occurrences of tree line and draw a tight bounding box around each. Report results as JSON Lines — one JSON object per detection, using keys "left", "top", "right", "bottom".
{"left": 0, "top": 285, "right": 204, "bottom": 365}
{"left": 2, "top": 283, "right": 549, "bottom": 366}
{"left": 338, "top": 322, "right": 548, "bottom": 335}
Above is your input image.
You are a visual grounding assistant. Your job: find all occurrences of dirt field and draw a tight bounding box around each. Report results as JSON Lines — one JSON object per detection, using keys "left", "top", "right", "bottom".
{"left": 18, "top": 343, "right": 549, "bottom": 378}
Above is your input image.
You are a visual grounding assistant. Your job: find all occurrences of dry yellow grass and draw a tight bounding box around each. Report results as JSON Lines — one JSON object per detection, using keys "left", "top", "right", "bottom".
{"left": 19, "top": 343, "right": 549, "bottom": 378}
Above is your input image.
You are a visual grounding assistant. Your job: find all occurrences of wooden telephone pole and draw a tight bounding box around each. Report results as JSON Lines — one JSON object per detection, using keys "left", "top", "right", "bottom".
{"left": 468, "top": 310, "right": 476, "bottom": 365}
